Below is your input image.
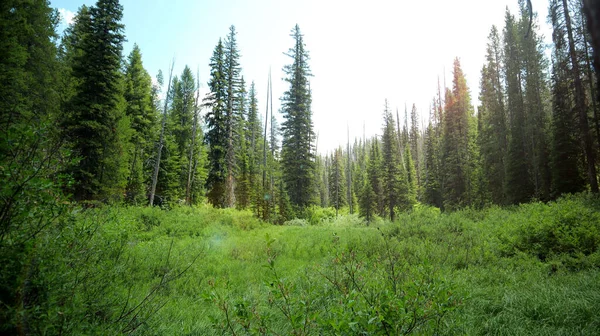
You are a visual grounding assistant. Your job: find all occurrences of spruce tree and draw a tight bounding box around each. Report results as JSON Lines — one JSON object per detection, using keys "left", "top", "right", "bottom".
{"left": 205, "top": 39, "right": 228, "bottom": 207}
{"left": 280, "top": 24, "right": 315, "bottom": 210}
{"left": 503, "top": 10, "right": 534, "bottom": 204}
{"left": 245, "top": 81, "right": 264, "bottom": 214}
{"left": 549, "top": 0, "right": 585, "bottom": 195}
{"left": 381, "top": 100, "right": 405, "bottom": 220}
{"left": 519, "top": 3, "right": 552, "bottom": 200}
{"left": 329, "top": 148, "right": 347, "bottom": 215}
{"left": 63, "top": 0, "right": 127, "bottom": 201}
{"left": 123, "top": 44, "right": 157, "bottom": 203}
{"left": 478, "top": 26, "right": 508, "bottom": 205}
{"left": 224, "top": 25, "right": 243, "bottom": 207}
{"left": 560, "top": 0, "right": 599, "bottom": 192}
{"left": 442, "top": 59, "right": 477, "bottom": 209}
{"left": 0, "top": 1, "right": 64, "bottom": 330}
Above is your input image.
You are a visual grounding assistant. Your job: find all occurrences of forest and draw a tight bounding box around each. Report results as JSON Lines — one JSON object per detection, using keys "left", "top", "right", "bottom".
{"left": 1, "top": 0, "right": 600, "bottom": 334}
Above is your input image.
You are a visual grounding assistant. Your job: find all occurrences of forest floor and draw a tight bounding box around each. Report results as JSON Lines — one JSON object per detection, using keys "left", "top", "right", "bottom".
{"left": 32, "top": 194, "right": 600, "bottom": 335}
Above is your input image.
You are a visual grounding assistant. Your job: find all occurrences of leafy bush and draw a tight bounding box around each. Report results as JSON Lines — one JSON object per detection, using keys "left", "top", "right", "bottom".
{"left": 303, "top": 205, "right": 337, "bottom": 225}
{"left": 509, "top": 195, "right": 600, "bottom": 268}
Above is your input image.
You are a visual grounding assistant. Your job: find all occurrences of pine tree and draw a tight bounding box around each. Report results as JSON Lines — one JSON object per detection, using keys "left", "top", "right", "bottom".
{"left": 381, "top": 100, "right": 406, "bottom": 220}
{"left": 329, "top": 148, "right": 346, "bottom": 215}
{"left": 235, "top": 77, "right": 251, "bottom": 209}
{"left": 245, "top": 81, "right": 264, "bottom": 214}
{"left": 205, "top": 39, "right": 228, "bottom": 207}
{"left": 224, "top": 25, "right": 243, "bottom": 207}
{"left": 123, "top": 44, "right": 157, "bottom": 204}
{"left": 442, "top": 59, "right": 477, "bottom": 209}
{"left": 280, "top": 24, "right": 315, "bottom": 210}
{"left": 503, "top": 10, "right": 534, "bottom": 205}
{"left": 404, "top": 144, "right": 417, "bottom": 203}
{"left": 549, "top": 0, "right": 586, "bottom": 195}
{"left": 358, "top": 140, "right": 377, "bottom": 222}
{"left": 409, "top": 104, "right": 421, "bottom": 197}
{"left": 478, "top": 26, "right": 508, "bottom": 205}
{"left": 62, "top": 0, "right": 127, "bottom": 201}
{"left": 560, "top": 0, "right": 599, "bottom": 192}
{"left": 423, "top": 86, "right": 445, "bottom": 209}
{"left": 519, "top": 2, "right": 552, "bottom": 200}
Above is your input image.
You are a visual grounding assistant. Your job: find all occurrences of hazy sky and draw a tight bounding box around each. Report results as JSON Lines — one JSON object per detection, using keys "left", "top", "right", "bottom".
{"left": 52, "top": 0, "right": 552, "bottom": 153}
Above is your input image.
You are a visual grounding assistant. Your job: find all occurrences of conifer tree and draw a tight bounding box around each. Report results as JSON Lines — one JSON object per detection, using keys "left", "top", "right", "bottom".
{"left": 381, "top": 100, "right": 405, "bottom": 220}
{"left": 280, "top": 24, "right": 315, "bottom": 210}
{"left": 0, "top": 1, "right": 66, "bottom": 330}
{"left": 409, "top": 104, "right": 421, "bottom": 196}
{"left": 503, "top": 10, "right": 534, "bottom": 205}
{"left": 205, "top": 39, "right": 228, "bottom": 207}
{"left": 549, "top": 0, "right": 586, "bottom": 195}
{"left": 478, "top": 26, "right": 508, "bottom": 205}
{"left": 329, "top": 148, "right": 346, "bottom": 215}
{"left": 224, "top": 25, "right": 243, "bottom": 207}
{"left": 63, "top": 0, "right": 127, "bottom": 201}
{"left": 442, "top": 59, "right": 477, "bottom": 209}
{"left": 245, "top": 81, "right": 264, "bottom": 214}
{"left": 123, "top": 45, "right": 157, "bottom": 204}
{"left": 560, "top": 0, "right": 599, "bottom": 192}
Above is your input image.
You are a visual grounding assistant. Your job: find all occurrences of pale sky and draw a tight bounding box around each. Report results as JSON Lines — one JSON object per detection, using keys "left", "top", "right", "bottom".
{"left": 52, "top": 0, "right": 552, "bottom": 154}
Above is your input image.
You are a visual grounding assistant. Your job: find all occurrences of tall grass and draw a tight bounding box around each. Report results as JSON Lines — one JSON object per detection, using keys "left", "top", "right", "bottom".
{"left": 11, "top": 193, "right": 600, "bottom": 334}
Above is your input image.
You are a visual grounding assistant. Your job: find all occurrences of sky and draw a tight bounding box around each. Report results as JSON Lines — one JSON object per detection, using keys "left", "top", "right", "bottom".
{"left": 52, "top": 0, "right": 553, "bottom": 154}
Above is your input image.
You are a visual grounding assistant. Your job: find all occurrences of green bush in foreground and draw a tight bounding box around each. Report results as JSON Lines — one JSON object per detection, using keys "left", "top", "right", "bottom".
{"left": 2, "top": 193, "right": 600, "bottom": 334}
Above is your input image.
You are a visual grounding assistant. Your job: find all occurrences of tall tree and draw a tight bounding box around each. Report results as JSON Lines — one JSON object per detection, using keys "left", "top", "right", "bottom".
{"left": 224, "top": 25, "right": 243, "bottom": 207}
{"left": 62, "top": 0, "right": 127, "bottom": 201}
{"left": 245, "top": 81, "right": 264, "bottom": 214}
{"left": 519, "top": 2, "right": 552, "bottom": 200}
{"left": 329, "top": 148, "right": 347, "bottom": 215}
{"left": 205, "top": 39, "right": 228, "bottom": 207}
{"left": 0, "top": 1, "right": 65, "bottom": 331}
{"left": 409, "top": 104, "right": 421, "bottom": 196}
{"left": 504, "top": 10, "right": 534, "bottom": 204}
{"left": 478, "top": 25, "right": 508, "bottom": 205}
{"left": 442, "top": 59, "right": 477, "bottom": 209}
{"left": 123, "top": 44, "right": 157, "bottom": 204}
{"left": 381, "top": 100, "right": 406, "bottom": 221}
{"left": 280, "top": 24, "right": 315, "bottom": 209}
{"left": 560, "top": 0, "right": 599, "bottom": 192}
{"left": 549, "top": 0, "right": 586, "bottom": 195}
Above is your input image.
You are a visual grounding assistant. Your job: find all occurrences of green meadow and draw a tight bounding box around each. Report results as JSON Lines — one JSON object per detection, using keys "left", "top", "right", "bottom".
{"left": 16, "top": 193, "right": 599, "bottom": 335}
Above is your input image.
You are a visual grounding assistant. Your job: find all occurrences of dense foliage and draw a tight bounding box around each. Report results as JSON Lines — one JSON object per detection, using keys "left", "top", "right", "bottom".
{"left": 2, "top": 0, "right": 600, "bottom": 333}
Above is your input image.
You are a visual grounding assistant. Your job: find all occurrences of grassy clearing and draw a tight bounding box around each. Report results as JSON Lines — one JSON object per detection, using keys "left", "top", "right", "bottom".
{"left": 26, "top": 194, "right": 600, "bottom": 335}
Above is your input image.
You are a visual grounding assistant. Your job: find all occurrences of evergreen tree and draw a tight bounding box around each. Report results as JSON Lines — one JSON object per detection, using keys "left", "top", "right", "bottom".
{"left": 503, "top": 10, "right": 534, "bottom": 205}
{"left": 123, "top": 44, "right": 157, "bottom": 203}
{"left": 423, "top": 86, "right": 445, "bottom": 209}
{"left": 62, "top": 0, "right": 127, "bottom": 201}
{"left": 549, "top": 0, "right": 586, "bottom": 195}
{"left": 205, "top": 39, "right": 228, "bottom": 207}
{"left": 404, "top": 144, "right": 417, "bottom": 203}
{"left": 0, "top": 1, "right": 65, "bottom": 331}
{"left": 560, "top": 0, "right": 599, "bottom": 192}
{"left": 245, "top": 81, "right": 264, "bottom": 214}
{"left": 224, "top": 25, "right": 243, "bottom": 207}
{"left": 280, "top": 24, "right": 315, "bottom": 210}
{"left": 329, "top": 148, "right": 347, "bottom": 214}
{"left": 478, "top": 26, "right": 508, "bottom": 205}
{"left": 235, "top": 78, "right": 251, "bottom": 209}
{"left": 442, "top": 59, "right": 477, "bottom": 209}
{"left": 381, "top": 100, "right": 406, "bottom": 220}
{"left": 409, "top": 104, "right": 421, "bottom": 196}
{"left": 518, "top": 2, "right": 552, "bottom": 200}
